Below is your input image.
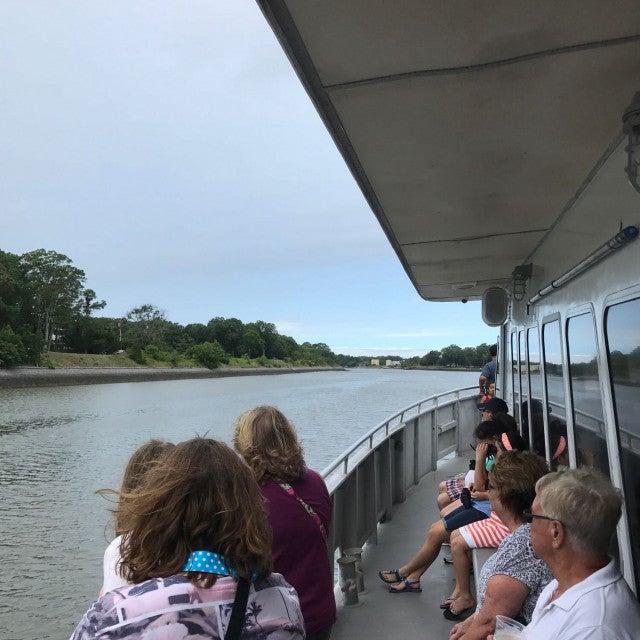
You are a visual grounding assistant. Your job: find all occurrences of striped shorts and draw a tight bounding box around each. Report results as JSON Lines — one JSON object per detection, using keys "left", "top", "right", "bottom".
{"left": 459, "top": 511, "right": 509, "bottom": 549}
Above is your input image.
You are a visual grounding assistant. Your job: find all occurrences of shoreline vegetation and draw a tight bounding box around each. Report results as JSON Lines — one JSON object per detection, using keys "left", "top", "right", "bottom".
{"left": 0, "top": 354, "right": 478, "bottom": 389}
{"left": 0, "top": 364, "right": 346, "bottom": 389}
{"left": 0, "top": 351, "right": 347, "bottom": 388}
{"left": 0, "top": 351, "right": 479, "bottom": 389}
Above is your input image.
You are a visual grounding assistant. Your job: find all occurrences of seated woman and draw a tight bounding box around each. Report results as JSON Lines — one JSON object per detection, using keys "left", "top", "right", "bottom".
{"left": 443, "top": 430, "right": 527, "bottom": 619}
{"left": 99, "top": 438, "right": 174, "bottom": 594}
{"left": 378, "top": 420, "right": 501, "bottom": 593}
{"left": 437, "top": 409, "right": 516, "bottom": 510}
{"left": 449, "top": 450, "right": 553, "bottom": 640}
{"left": 233, "top": 406, "right": 336, "bottom": 640}
{"left": 71, "top": 438, "right": 305, "bottom": 640}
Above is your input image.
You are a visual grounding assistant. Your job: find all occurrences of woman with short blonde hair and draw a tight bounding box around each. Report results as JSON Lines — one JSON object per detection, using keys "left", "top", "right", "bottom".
{"left": 234, "top": 406, "right": 336, "bottom": 640}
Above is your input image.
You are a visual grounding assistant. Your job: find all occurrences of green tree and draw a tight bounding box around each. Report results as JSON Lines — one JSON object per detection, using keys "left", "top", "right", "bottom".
{"left": 188, "top": 341, "right": 227, "bottom": 369}
{"left": 125, "top": 304, "right": 166, "bottom": 348}
{"left": 462, "top": 346, "right": 476, "bottom": 367}
{"left": 0, "top": 326, "right": 27, "bottom": 366}
{"left": 208, "top": 317, "right": 244, "bottom": 356}
{"left": 0, "top": 250, "right": 29, "bottom": 329}
{"left": 420, "top": 350, "right": 441, "bottom": 366}
{"left": 440, "top": 344, "right": 465, "bottom": 367}
{"left": 184, "top": 323, "right": 210, "bottom": 345}
{"left": 20, "top": 249, "right": 89, "bottom": 350}
{"left": 66, "top": 316, "right": 120, "bottom": 354}
{"left": 81, "top": 289, "right": 106, "bottom": 316}
{"left": 240, "top": 327, "right": 265, "bottom": 359}
{"left": 251, "top": 320, "right": 278, "bottom": 358}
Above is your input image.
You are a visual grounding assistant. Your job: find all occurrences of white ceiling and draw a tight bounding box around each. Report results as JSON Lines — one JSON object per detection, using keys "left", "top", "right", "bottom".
{"left": 258, "top": 1, "right": 640, "bottom": 300}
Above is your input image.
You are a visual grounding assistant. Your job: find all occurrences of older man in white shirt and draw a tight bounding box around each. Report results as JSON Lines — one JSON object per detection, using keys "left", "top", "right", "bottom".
{"left": 520, "top": 467, "right": 640, "bottom": 640}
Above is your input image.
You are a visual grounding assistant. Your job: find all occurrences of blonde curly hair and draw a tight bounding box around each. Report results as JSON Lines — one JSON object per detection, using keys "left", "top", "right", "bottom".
{"left": 233, "top": 405, "right": 306, "bottom": 483}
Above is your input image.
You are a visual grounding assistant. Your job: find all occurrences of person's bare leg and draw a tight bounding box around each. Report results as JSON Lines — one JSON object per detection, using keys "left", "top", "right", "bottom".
{"left": 387, "top": 519, "right": 450, "bottom": 591}
{"left": 440, "top": 498, "right": 463, "bottom": 517}
{"left": 437, "top": 492, "right": 453, "bottom": 509}
{"left": 449, "top": 530, "right": 476, "bottom": 612}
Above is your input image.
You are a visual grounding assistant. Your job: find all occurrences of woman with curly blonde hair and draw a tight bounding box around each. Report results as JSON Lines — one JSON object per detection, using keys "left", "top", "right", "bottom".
{"left": 234, "top": 406, "right": 336, "bottom": 640}
{"left": 72, "top": 438, "right": 304, "bottom": 640}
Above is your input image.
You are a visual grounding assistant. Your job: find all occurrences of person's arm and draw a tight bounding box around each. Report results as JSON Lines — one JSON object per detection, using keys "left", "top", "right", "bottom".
{"left": 459, "top": 574, "right": 529, "bottom": 640}
{"left": 473, "top": 442, "right": 489, "bottom": 490}
{"left": 479, "top": 373, "right": 487, "bottom": 394}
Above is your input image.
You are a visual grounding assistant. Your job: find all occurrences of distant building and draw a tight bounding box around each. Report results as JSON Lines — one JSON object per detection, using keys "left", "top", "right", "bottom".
{"left": 386, "top": 360, "right": 401, "bottom": 367}
{"left": 371, "top": 359, "right": 380, "bottom": 366}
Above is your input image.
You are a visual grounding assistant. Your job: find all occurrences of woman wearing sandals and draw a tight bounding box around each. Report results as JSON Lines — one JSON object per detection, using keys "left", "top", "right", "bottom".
{"left": 378, "top": 419, "right": 503, "bottom": 594}
{"left": 234, "top": 406, "right": 336, "bottom": 640}
{"left": 71, "top": 438, "right": 304, "bottom": 640}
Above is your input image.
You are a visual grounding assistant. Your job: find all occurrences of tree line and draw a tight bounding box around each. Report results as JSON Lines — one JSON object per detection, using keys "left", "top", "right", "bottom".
{"left": 0, "top": 247, "right": 497, "bottom": 371}
{"left": 0, "top": 248, "right": 339, "bottom": 369}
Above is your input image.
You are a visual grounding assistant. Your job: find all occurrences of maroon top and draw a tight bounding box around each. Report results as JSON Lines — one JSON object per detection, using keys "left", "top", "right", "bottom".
{"left": 261, "top": 469, "right": 336, "bottom": 635}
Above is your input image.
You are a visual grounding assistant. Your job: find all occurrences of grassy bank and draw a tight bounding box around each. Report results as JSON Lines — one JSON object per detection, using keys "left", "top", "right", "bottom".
{"left": 39, "top": 352, "right": 296, "bottom": 370}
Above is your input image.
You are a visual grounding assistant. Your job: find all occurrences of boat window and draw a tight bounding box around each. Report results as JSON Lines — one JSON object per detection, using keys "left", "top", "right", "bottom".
{"left": 542, "top": 319, "right": 567, "bottom": 467}
{"left": 605, "top": 297, "right": 640, "bottom": 590}
{"left": 519, "top": 330, "right": 528, "bottom": 432}
{"left": 527, "top": 327, "right": 543, "bottom": 453}
{"left": 566, "top": 313, "right": 609, "bottom": 477}
{"left": 511, "top": 331, "right": 519, "bottom": 421}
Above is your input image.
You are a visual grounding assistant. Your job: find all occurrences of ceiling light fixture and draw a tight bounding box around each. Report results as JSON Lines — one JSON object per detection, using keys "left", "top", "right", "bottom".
{"left": 511, "top": 264, "right": 532, "bottom": 301}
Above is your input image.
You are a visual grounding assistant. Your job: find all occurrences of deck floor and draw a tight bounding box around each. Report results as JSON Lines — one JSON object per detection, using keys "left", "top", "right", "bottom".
{"left": 332, "top": 455, "right": 472, "bottom": 640}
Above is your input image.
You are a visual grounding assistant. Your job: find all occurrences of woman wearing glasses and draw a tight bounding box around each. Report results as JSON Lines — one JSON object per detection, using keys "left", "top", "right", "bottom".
{"left": 449, "top": 450, "right": 552, "bottom": 640}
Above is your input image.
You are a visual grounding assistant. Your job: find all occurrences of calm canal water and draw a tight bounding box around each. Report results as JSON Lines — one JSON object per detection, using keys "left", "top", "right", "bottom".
{"left": 0, "top": 368, "right": 476, "bottom": 640}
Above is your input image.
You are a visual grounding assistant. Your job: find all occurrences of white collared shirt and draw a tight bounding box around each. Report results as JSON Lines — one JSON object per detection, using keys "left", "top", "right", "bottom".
{"left": 522, "top": 559, "right": 640, "bottom": 639}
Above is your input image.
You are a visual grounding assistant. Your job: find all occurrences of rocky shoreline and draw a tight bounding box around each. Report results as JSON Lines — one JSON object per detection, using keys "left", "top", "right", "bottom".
{"left": 0, "top": 365, "right": 345, "bottom": 389}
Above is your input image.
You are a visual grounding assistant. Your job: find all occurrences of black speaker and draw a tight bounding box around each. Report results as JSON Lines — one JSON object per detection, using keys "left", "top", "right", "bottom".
{"left": 482, "top": 287, "right": 508, "bottom": 326}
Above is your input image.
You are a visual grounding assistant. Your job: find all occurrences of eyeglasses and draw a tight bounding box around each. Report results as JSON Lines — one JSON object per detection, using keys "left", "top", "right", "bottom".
{"left": 522, "top": 509, "right": 563, "bottom": 526}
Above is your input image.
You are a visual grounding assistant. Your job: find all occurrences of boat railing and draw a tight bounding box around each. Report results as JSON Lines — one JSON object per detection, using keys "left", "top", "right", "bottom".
{"left": 321, "top": 385, "right": 479, "bottom": 564}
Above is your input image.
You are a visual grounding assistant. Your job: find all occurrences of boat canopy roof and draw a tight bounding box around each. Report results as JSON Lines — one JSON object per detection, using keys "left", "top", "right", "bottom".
{"left": 257, "top": 1, "right": 640, "bottom": 301}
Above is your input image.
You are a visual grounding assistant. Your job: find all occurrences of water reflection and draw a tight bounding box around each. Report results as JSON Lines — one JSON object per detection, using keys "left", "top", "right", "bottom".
{"left": 0, "top": 369, "right": 477, "bottom": 640}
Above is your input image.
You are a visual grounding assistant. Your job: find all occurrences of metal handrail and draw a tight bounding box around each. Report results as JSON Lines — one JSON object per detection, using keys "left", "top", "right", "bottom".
{"left": 321, "top": 385, "right": 478, "bottom": 480}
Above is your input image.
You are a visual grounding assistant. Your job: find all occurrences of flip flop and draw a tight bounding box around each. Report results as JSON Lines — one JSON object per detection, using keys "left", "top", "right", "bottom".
{"left": 388, "top": 577, "right": 422, "bottom": 593}
{"left": 443, "top": 605, "right": 475, "bottom": 621}
{"left": 377, "top": 569, "right": 402, "bottom": 584}
{"left": 440, "top": 596, "right": 457, "bottom": 609}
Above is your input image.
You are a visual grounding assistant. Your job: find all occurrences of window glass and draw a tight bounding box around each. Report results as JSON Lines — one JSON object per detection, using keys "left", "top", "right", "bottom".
{"left": 568, "top": 312, "right": 618, "bottom": 565}
{"left": 605, "top": 298, "right": 640, "bottom": 591}
{"left": 567, "top": 313, "right": 608, "bottom": 477}
{"left": 519, "top": 330, "right": 528, "bottom": 433}
{"left": 526, "top": 328, "right": 544, "bottom": 453}
{"left": 542, "top": 320, "right": 567, "bottom": 465}
{"left": 511, "top": 331, "right": 519, "bottom": 421}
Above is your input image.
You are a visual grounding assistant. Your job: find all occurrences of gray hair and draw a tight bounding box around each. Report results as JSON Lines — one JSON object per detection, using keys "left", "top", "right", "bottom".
{"left": 536, "top": 467, "right": 622, "bottom": 555}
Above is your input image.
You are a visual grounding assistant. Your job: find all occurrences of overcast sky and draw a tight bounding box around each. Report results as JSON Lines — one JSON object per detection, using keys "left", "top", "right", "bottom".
{"left": 0, "top": 1, "right": 497, "bottom": 357}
